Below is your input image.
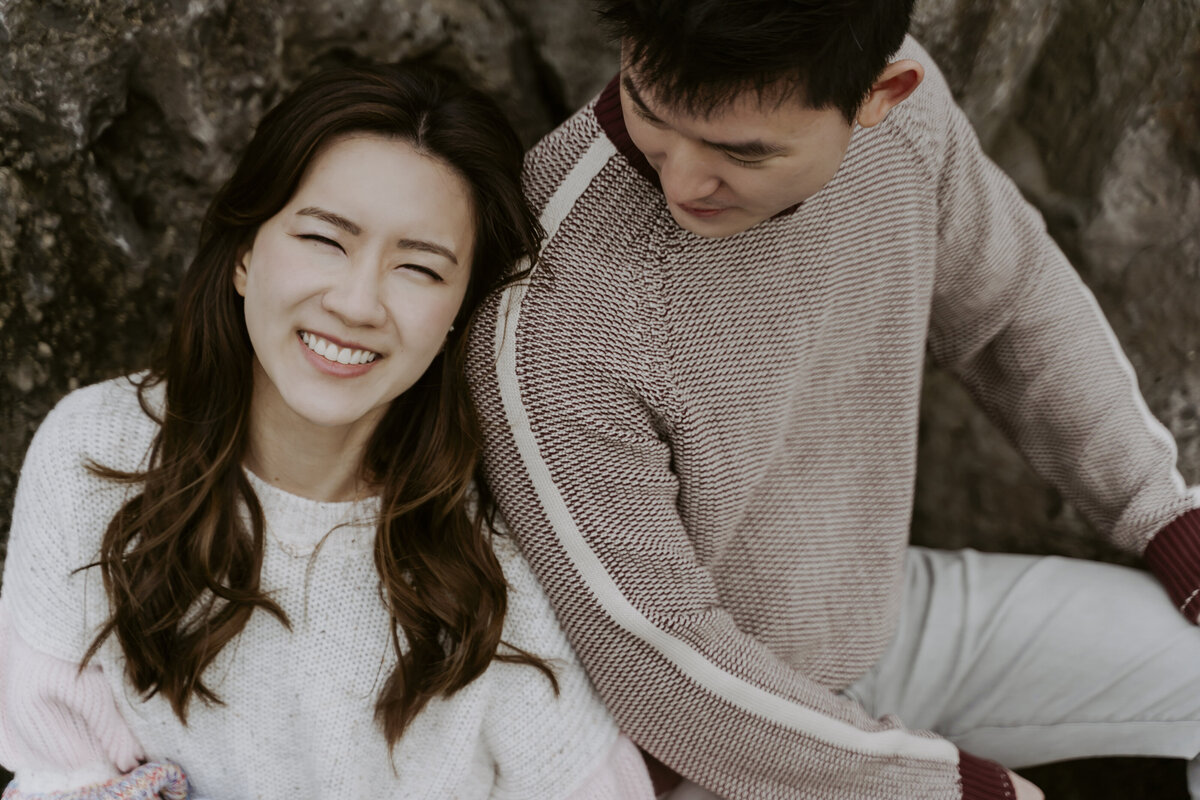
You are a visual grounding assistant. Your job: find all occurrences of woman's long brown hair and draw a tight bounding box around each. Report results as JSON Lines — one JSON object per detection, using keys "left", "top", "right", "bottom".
{"left": 82, "top": 64, "right": 552, "bottom": 747}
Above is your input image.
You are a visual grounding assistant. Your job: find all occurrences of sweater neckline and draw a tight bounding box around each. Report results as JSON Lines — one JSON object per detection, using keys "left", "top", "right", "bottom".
{"left": 243, "top": 468, "right": 379, "bottom": 556}
{"left": 595, "top": 74, "right": 661, "bottom": 187}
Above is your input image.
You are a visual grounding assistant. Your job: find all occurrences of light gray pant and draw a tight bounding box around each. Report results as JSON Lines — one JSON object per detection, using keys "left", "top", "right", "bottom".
{"left": 667, "top": 547, "right": 1200, "bottom": 799}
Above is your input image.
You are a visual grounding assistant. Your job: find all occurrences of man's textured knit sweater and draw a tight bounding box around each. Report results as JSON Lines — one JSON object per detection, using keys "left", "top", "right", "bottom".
{"left": 466, "top": 38, "right": 1200, "bottom": 800}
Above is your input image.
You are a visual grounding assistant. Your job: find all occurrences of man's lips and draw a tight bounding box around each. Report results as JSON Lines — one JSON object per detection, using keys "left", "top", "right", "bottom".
{"left": 676, "top": 201, "right": 728, "bottom": 218}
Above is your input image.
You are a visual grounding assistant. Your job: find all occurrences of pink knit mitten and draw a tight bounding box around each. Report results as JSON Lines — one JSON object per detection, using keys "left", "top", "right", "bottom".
{"left": 2, "top": 762, "right": 189, "bottom": 800}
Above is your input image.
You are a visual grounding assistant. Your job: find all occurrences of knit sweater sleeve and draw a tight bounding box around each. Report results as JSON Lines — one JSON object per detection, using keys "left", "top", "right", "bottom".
{"left": 0, "top": 598, "right": 144, "bottom": 793}
{"left": 0, "top": 381, "right": 156, "bottom": 792}
{"left": 468, "top": 145, "right": 1007, "bottom": 798}
{"left": 922, "top": 70, "right": 1200, "bottom": 617}
{"left": 3, "top": 392, "right": 98, "bottom": 665}
{"left": 2, "top": 379, "right": 156, "bottom": 663}
{"left": 482, "top": 535, "right": 655, "bottom": 800}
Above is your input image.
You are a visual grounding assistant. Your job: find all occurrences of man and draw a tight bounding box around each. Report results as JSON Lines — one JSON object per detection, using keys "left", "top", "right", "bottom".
{"left": 466, "top": 2, "right": 1200, "bottom": 798}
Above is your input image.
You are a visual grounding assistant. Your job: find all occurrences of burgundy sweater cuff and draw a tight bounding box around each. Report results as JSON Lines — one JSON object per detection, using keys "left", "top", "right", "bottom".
{"left": 1143, "top": 507, "right": 1200, "bottom": 622}
{"left": 958, "top": 751, "right": 1013, "bottom": 800}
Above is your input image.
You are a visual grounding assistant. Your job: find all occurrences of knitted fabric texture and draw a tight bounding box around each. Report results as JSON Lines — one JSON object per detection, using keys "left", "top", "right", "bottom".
{"left": 1, "top": 377, "right": 650, "bottom": 800}
{"left": 466, "top": 36, "right": 1200, "bottom": 800}
{"left": 2, "top": 763, "right": 188, "bottom": 800}
{"left": 0, "top": 603, "right": 144, "bottom": 792}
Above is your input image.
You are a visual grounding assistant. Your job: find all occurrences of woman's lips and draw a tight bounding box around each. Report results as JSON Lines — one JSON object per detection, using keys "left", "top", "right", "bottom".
{"left": 298, "top": 331, "right": 380, "bottom": 377}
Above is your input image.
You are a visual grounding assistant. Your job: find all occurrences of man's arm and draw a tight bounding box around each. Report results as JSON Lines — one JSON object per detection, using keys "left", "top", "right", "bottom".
{"left": 924, "top": 86, "right": 1200, "bottom": 616}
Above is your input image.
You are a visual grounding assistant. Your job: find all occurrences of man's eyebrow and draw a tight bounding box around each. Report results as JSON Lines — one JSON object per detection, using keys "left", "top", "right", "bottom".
{"left": 708, "top": 138, "right": 787, "bottom": 159}
{"left": 621, "top": 76, "right": 787, "bottom": 159}
{"left": 396, "top": 237, "right": 459, "bottom": 266}
{"left": 297, "top": 206, "right": 361, "bottom": 236}
{"left": 622, "top": 74, "right": 662, "bottom": 121}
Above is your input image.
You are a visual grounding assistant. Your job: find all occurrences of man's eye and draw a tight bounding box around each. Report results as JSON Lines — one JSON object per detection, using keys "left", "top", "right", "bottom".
{"left": 725, "top": 153, "right": 766, "bottom": 167}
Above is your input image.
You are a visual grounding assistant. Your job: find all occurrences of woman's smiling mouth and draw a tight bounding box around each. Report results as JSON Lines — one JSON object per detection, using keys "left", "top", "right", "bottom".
{"left": 299, "top": 331, "right": 380, "bottom": 365}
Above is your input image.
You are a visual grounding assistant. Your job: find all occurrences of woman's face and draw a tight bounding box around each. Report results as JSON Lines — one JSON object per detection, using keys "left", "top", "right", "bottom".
{"left": 234, "top": 133, "right": 475, "bottom": 438}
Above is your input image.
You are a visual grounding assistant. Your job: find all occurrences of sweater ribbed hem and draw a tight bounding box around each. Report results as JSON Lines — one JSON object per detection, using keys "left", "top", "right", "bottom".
{"left": 1144, "top": 507, "right": 1200, "bottom": 622}
{"left": 958, "top": 751, "right": 1013, "bottom": 800}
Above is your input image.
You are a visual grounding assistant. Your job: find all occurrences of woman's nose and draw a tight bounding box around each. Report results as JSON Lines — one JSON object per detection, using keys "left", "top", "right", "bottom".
{"left": 321, "top": 262, "right": 387, "bottom": 327}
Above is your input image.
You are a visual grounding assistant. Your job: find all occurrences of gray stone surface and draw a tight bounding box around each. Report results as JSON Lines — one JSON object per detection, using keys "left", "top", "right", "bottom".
{"left": 1, "top": 1, "right": 1198, "bottom": 795}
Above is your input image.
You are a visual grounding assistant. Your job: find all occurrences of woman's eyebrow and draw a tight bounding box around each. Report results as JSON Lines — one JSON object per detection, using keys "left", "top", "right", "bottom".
{"left": 398, "top": 238, "right": 458, "bottom": 265}
{"left": 297, "top": 206, "right": 361, "bottom": 236}
{"left": 298, "top": 206, "right": 458, "bottom": 264}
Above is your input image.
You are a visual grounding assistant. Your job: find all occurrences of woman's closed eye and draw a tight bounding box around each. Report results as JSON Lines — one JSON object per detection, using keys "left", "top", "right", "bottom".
{"left": 397, "top": 263, "right": 444, "bottom": 282}
{"left": 297, "top": 233, "right": 345, "bottom": 252}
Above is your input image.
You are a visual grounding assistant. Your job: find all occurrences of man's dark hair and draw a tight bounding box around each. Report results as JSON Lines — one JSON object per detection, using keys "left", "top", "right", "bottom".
{"left": 596, "top": 0, "right": 916, "bottom": 122}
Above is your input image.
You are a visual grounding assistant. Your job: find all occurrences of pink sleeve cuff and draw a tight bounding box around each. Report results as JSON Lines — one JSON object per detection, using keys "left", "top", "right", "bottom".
{"left": 1143, "top": 507, "right": 1200, "bottom": 622}
{"left": 0, "top": 602, "right": 144, "bottom": 787}
{"left": 958, "top": 750, "right": 1013, "bottom": 800}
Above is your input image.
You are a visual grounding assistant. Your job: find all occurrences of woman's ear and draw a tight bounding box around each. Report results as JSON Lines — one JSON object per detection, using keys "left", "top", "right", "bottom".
{"left": 856, "top": 59, "right": 925, "bottom": 129}
{"left": 233, "top": 246, "right": 251, "bottom": 297}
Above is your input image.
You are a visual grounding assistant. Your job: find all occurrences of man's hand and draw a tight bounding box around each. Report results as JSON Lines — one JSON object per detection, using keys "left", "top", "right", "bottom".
{"left": 1008, "top": 769, "right": 1044, "bottom": 799}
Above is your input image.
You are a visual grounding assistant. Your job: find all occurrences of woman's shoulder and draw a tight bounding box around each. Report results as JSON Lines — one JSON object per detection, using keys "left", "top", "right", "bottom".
{"left": 3, "top": 375, "right": 160, "bottom": 663}
{"left": 44, "top": 372, "right": 162, "bottom": 436}
{"left": 488, "top": 524, "right": 576, "bottom": 656}
{"left": 488, "top": 522, "right": 537, "bottom": 603}
{"left": 29, "top": 374, "right": 162, "bottom": 474}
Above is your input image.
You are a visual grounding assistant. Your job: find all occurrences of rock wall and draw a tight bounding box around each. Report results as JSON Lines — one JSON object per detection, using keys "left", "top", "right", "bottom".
{"left": 1, "top": 1, "right": 1198, "bottom": 794}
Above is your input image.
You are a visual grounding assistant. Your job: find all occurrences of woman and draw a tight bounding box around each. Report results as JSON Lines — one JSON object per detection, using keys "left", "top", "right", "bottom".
{"left": 0, "top": 64, "right": 653, "bottom": 799}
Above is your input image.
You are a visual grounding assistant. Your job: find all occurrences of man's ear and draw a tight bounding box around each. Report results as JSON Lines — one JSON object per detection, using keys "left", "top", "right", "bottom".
{"left": 233, "top": 246, "right": 251, "bottom": 297}
{"left": 856, "top": 59, "right": 925, "bottom": 128}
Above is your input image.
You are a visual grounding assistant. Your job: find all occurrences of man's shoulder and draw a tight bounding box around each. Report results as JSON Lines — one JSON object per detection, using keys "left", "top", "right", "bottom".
{"left": 523, "top": 93, "right": 604, "bottom": 211}
{"left": 866, "top": 36, "right": 960, "bottom": 172}
{"left": 522, "top": 83, "right": 653, "bottom": 216}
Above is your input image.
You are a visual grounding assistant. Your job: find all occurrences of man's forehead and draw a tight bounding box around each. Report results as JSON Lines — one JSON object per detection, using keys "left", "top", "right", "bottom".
{"left": 622, "top": 73, "right": 834, "bottom": 152}
{"left": 621, "top": 64, "right": 809, "bottom": 123}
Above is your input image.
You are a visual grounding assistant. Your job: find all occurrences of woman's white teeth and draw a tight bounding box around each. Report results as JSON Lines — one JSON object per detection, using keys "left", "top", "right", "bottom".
{"left": 300, "top": 332, "right": 379, "bottom": 365}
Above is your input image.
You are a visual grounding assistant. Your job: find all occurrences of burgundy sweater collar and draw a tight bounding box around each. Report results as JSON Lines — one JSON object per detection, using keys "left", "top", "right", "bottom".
{"left": 594, "top": 75, "right": 661, "bottom": 188}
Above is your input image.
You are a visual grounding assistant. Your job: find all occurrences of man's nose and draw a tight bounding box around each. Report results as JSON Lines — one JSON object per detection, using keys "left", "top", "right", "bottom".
{"left": 657, "top": 141, "right": 722, "bottom": 204}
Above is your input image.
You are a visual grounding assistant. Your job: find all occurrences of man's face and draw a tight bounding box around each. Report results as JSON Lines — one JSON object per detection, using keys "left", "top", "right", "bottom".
{"left": 619, "top": 64, "right": 856, "bottom": 238}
